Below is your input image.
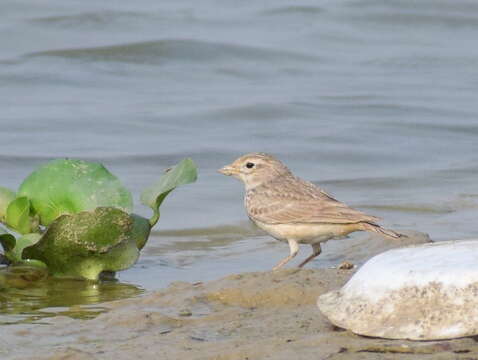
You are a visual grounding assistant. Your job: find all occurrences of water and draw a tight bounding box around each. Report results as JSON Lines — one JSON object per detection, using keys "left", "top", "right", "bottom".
{"left": 1, "top": 0, "right": 478, "bottom": 323}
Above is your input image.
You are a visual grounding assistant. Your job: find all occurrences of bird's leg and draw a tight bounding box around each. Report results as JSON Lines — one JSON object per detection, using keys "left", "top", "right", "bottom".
{"left": 298, "top": 243, "right": 322, "bottom": 268}
{"left": 272, "top": 239, "right": 299, "bottom": 271}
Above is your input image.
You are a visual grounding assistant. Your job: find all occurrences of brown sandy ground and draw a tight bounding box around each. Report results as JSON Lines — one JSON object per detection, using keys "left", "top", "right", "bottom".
{"left": 5, "top": 231, "right": 478, "bottom": 360}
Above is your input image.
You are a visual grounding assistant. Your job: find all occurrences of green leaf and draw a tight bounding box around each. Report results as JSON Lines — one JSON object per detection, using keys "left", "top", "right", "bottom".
{"left": 0, "top": 186, "right": 15, "bottom": 221}
{"left": 0, "top": 229, "right": 42, "bottom": 264}
{"left": 140, "top": 158, "right": 197, "bottom": 226}
{"left": 130, "top": 214, "right": 151, "bottom": 251}
{"left": 6, "top": 197, "right": 32, "bottom": 234}
{"left": 18, "top": 159, "right": 133, "bottom": 226}
{"left": 0, "top": 228, "right": 16, "bottom": 253}
{"left": 23, "top": 207, "right": 140, "bottom": 280}
{"left": 9, "top": 233, "right": 42, "bottom": 263}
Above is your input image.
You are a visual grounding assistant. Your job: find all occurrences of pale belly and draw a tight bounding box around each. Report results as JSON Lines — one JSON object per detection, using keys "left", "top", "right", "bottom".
{"left": 253, "top": 220, "right": 362, "bottom": 244}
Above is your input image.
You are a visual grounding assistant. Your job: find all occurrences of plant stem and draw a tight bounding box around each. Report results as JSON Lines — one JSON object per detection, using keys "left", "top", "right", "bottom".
{"left": 149, "top": 209, "right": 160, "bottom": 228}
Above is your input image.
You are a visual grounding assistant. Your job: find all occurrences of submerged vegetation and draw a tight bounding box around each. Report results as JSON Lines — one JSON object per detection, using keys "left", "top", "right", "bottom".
{"left": 0, "top": 158, "right": 197, "bottom": 281}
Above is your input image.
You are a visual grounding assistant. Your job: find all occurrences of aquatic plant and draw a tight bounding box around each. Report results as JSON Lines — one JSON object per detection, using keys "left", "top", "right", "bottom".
{"left": 0, "top": 158, "right": 197, "bottom": 280}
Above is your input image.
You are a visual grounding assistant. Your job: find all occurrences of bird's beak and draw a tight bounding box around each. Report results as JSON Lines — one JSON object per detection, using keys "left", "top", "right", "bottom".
{"left": 218, "top": 165, "right": 237, "bottom": 176}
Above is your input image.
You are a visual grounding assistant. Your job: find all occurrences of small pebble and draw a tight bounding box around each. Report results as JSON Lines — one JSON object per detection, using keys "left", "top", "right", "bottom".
{"left": 338, "top": 261, "right": 354, "bottom": 270}
{"left": 179, "top": 309, "right": 192, "bottom": 317}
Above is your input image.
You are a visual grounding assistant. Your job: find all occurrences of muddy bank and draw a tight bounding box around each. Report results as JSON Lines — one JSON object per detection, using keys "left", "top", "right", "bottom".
{"left": 5, "top": 231, "right": 478, "bottom": 360}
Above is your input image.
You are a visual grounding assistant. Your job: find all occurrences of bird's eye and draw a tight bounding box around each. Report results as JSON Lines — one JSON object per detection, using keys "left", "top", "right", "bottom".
{"left": 246, "top": 162, "right": 255, "bottom": 169}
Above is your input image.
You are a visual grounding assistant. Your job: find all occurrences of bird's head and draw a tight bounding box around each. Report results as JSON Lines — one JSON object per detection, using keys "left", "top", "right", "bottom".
{"left": 218, "top": 153, "right": 290, "bottom": 189}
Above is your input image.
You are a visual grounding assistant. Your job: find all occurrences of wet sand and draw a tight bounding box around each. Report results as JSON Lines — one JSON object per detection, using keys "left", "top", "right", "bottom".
{"left": 6, "top": 231, "right": 478, "bottom": 360}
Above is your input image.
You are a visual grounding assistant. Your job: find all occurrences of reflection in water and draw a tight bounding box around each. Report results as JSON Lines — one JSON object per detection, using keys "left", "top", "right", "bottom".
{"left": 0, "top": 265, "right": 143, "bottom": 325}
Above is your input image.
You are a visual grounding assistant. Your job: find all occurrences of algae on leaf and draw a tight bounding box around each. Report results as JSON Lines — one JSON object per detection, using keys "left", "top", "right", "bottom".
{"left": 141, "top": 158, "right": 197, "bottom": 227}
{"left": 23, "top": 207, "right": 139, "bottom": 281}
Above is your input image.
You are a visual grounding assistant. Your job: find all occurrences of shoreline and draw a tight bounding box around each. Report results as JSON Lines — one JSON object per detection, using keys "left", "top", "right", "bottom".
{"left": 5, "top": 231, "right": 478, "bottom": 360}
{"left": 6, "top": 271, "right": 478, "bottom": 358}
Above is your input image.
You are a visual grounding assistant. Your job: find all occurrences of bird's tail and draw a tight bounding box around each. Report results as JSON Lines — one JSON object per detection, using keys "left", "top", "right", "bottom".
{"left": 362, "top": 222, "right": 404, "bottom": 239}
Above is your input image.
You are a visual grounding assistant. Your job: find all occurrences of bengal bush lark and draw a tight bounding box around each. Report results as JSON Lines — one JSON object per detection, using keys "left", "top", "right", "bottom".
{"left": 219, "top": 153, "right": 401, "bottom": 270}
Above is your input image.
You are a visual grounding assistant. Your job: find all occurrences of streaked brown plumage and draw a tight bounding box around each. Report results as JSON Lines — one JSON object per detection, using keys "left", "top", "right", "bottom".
{"left": 219, "top": 152, "right": 401, "bottom": 270}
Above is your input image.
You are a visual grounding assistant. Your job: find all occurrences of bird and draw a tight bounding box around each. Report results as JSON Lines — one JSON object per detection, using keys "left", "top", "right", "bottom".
{"left": 218, "top": 152, "right": 402, "bottom": 270}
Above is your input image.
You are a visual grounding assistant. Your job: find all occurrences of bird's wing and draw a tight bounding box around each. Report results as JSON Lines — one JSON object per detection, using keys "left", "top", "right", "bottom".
{"left": 247, "top": 177, "right": 380, "bottom": 225}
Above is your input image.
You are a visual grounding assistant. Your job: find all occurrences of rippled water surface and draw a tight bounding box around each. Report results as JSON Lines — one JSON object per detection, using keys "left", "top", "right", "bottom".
{"left": 1, "top": 0, "right": 478, "bottom": 323}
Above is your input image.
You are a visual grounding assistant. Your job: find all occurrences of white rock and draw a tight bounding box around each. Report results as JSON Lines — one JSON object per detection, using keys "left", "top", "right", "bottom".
{"left": 317, "top": 239, "right": 478, "bottom": 340}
